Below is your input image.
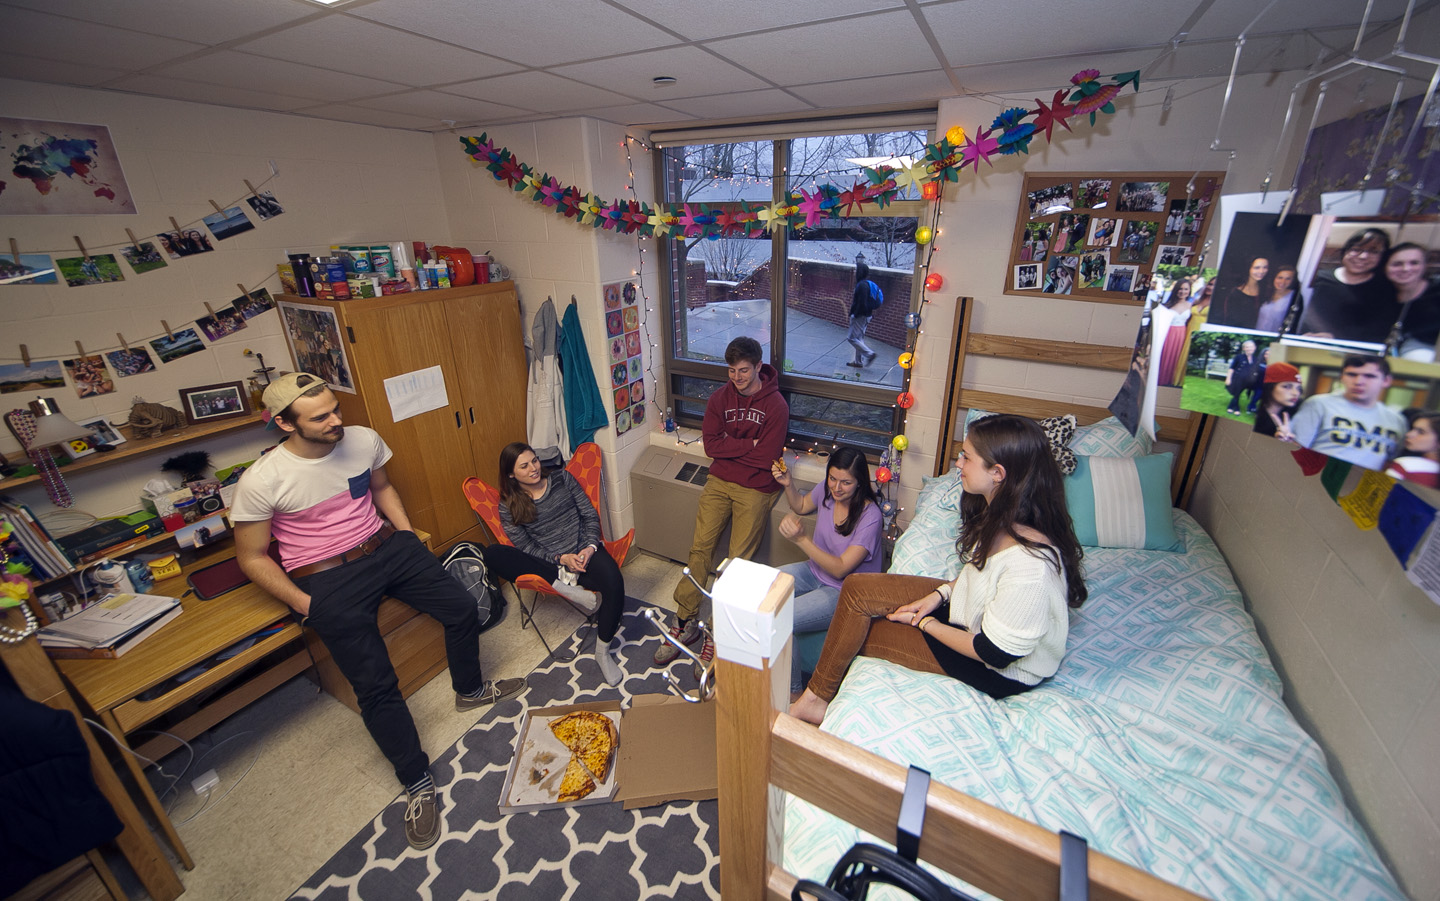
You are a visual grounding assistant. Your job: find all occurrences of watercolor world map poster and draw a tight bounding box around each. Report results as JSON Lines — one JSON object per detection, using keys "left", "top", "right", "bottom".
{"left": 0, "top": 117, "right": 135, "bottom": 215}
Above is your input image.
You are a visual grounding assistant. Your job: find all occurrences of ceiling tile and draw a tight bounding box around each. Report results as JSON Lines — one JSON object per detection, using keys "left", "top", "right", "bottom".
{"left": 920, "top": 1, "right": 1191, "bottom": 69}
{"left": 608, "top": 0, "right": 904, "bottom": 41}
{"left": 298, "top": 102, "right": 443, "bottom": 130}
{"left": 584, "top": 102, "right": 699, "bottom": 126}
{"left": 0, "top": 52, "right": 129, "bottom": 87}
{"left": 354, "top": 89, "right": 536, "bottom": 122}
{"left": 1185, "top": 0, "right": 1414, "bottom": 41}
{"left": 949, "top": 50, "right": 1156, "bottom": 95}
{"left": 350, "top": 0, "right": 678, "bottom": 67}
{"left": 704, "top": 11, "right": 938, "bottom": 85}
{"left": 107, "top": 73, "right": 316, "bottom": 111}
{"left": 0, "top": 7, "right": 205, "bottom": 71}
{"left": 550, "top": 46, "right": 771, "bottom": 98}
{"left": 235, "top": 15, "right": 522, "bottom": 87}
{"left": 660, "top": 88, "right": 816, "bottom": 120}
{"left": 445, "top": 71, "right": 634, "bottom": 113}
{"left": 151, "top": 50, "right": 408, "bottom": 102}
{"left": 2, "top": 0, "right": 320, "bottom": 45}
{"left": 789, "top": 69, "right": 956, "bottom": 109}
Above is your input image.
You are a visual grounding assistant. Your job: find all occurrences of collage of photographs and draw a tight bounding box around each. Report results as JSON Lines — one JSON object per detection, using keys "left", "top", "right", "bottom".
{"left": 1133, "top": 209, "right": 1440, "bottom": 489}
{"left": 1009, "top": 172, "right": 1219, "bottom": 301}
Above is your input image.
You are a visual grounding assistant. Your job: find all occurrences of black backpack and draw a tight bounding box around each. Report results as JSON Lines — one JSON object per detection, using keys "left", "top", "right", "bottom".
{"left": 441, "top": 542, "right": 506, "bottom": 633}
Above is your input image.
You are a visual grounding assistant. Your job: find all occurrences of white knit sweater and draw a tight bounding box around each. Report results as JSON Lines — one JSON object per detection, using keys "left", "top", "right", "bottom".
{"left": 946, "top": 544, "right": 1071, "bottom": 686}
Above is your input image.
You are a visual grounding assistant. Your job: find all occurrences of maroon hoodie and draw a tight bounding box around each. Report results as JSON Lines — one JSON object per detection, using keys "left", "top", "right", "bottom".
{"left": 702, "top": 363, "right": 789, "bottom": 492}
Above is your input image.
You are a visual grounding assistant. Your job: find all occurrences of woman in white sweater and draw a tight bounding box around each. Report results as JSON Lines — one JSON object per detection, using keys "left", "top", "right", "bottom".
{"left": 790, "top": 414, "right": 1087, "bottom": 726}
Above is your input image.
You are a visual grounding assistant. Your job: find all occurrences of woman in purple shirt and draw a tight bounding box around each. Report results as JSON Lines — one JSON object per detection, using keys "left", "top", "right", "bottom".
{"left": 770, "top": 446, "right": 883, "bottom": 692}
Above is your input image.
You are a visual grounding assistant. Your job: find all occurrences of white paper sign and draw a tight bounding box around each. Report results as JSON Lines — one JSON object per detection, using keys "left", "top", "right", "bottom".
{"left": 1405, "top": 515, "right": 1440, "bottom": 607}
{"left": 383, "top": 365, "right": 449, "bottom": 423}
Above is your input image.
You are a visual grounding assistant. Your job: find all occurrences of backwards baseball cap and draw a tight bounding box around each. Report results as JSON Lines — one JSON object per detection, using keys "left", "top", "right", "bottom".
{"left": 262, "top": 372, "right": 327, "bottom": 429}
{"left": 1263, "top": 361, "right": 1301, "bottom": 385}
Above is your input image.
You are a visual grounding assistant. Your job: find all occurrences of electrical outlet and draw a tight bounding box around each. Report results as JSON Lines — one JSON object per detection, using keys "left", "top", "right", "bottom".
{"left": 192, "top": 769, "right": 220, "bottom": 796}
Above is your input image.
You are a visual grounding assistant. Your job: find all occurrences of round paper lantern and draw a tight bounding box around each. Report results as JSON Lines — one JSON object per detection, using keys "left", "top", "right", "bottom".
{"left": 896, "top": 392, "right": 915, "bottom": 409}
{"left": 946, "top": 125, "right": 966, "bottom": 146}
{"left": 892, "top": 434, "right": 910, "bottom": 452}
{"left": 914, "top": 226, "right": 933, "bottom": 245}
{"left": 876, "top": 466, "right": 893, "bottom": 483}
{"left": 924, "top": 273, "right": 944, "bottom": 292}
{"left": 898, "top": 352, "right": 914, "bottom": 369}
{"left": 904, "top": 311, "right": 922, "bottom": 329}
{"left": 921, "top": 181, "right": 941, "bottom": 201}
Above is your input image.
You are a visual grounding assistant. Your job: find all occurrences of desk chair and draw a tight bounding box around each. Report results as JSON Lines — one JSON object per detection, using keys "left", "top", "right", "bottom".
{"left": 463, "top": 442, "right": 634, "bottom": 661}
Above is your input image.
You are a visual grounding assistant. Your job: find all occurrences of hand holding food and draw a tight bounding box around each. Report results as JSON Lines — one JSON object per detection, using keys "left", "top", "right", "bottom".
{"left": 771, "top": 457, "right": 791, "bottom": 486}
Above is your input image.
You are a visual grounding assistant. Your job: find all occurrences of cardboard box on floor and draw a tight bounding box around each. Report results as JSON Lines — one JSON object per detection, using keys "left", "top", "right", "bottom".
{"left": 499, "top": 693, "right": 717, "bottom": 814}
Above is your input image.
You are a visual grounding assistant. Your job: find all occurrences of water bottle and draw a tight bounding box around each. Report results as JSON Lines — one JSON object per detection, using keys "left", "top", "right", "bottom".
{"left": 125, "top": 559, "right": 155, "bottom": 593}
{"left": 664, "top": 406, "right": 676, "bottom": 432}
{"left": 92, "top": 559, "right": 134, "bottom": 596}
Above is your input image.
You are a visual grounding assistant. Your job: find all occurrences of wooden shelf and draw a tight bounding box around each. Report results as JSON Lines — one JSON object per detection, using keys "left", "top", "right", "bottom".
{"left": 0, "top": 411, "right": 267, "bottom": 491}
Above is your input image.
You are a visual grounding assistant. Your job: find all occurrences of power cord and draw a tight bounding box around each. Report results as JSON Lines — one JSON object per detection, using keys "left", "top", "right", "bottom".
{"left": 85, "top": 718, "right": 260, "bottom": 825}
{"left": 84, "top": 718, "right": 191, "bottom": 806}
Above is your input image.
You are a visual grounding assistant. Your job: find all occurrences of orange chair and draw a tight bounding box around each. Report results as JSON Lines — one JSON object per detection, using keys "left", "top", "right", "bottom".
{"left": 463, "top": 442, "right": 634, "bottom": 659}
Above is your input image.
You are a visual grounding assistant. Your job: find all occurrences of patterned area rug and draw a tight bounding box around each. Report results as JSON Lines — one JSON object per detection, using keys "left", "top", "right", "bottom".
{"left": 291, "top": 599, "right": 719, "bottom": 900}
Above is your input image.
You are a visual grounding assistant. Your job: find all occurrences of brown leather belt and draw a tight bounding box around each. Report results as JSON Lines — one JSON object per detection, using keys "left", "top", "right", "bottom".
{"left": 289, "top": 523, "right": 396, "bottom": 578}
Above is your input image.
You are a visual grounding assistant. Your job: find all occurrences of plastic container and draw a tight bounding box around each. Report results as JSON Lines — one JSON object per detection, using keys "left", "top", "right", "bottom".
{"left": 92, "top": 559, "right": 134, "bottom": 595}
{"left": 370, "top": 243, "right": 395, "bottom": 278}
{"left": 125, "top": 559, "right": 155, "bottom": 593}
{"left": 174, "top": 497, "right": 198, "bottom": 523}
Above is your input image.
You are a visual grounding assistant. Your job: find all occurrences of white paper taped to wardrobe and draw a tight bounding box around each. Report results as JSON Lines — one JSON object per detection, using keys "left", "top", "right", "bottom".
{"left": 712, "top": 558, "right": 793, "bottom": 670}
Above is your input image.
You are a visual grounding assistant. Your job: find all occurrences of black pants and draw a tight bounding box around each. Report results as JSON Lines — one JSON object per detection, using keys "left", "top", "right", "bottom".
{"left": 293, "top": 529, "right": 482, "bottom": 788}
{"left": 482, "top": 544, "right": 624, "bottom": 642}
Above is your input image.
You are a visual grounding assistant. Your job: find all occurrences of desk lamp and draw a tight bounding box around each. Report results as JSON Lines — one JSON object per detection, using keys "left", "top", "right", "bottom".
{"left": 5, "top": 397, "right": 91, "bottom": 507}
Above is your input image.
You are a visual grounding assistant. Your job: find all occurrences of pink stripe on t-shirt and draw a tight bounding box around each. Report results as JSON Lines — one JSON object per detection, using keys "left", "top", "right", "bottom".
{"left": 273, "top": 489, "right": 385, "bottom": 570}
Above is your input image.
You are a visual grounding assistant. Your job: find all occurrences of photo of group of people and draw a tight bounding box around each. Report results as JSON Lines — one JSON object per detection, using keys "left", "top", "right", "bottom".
{"left": 278, "top": 301, "right": 356, "bottom": 393}
{"left": 1010, "top": 173, "right": 1221, "bottom": 299}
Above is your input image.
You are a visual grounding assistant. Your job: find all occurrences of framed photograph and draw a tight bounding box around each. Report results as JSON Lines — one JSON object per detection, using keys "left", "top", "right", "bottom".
{"left": 179, "top": 381, "right": 250, "bottom": 426}
{"left": 277, "top": 300, "right": 356, "bottom": 394}
{"left": 78, "top": 417, "right": 126, "bottom": 447}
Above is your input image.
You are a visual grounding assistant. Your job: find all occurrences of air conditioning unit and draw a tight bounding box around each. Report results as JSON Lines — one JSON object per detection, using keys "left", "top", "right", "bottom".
{"left": 631, "top": 445, "right": 807, "bottom": 570}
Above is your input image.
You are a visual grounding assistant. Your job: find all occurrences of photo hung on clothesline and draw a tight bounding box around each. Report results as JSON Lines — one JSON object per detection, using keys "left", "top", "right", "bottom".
{"left": 62, "top": 354, "right": 115, "bottom": 399}
{"left": 0, "top": 359, "right": 64, "bottom": 395}
{"left": 158, "top": 229, "right": 213, "bottom": 259}
{"left": 0, "top": 253, "right": 58, "bottom": 285}
{"left": 120, "top": 242, "right": 167, "bottom": 274}
{"left": 202, "top": 205, "right": 255, "bottom": 241}
{"left": 245, "top": 191, "right": 284, "bottom": 221}
{"left": 149, "top": 328, "right": 205, "bottom": 364}
{"left": 105, "top": 347, "right": 155, "bottom": 378}
{"left": 234, "top": 288, "right": 275, "bottom": 320}
{"left": 1205, "top": 210, "right": 1313, "bottom": 335}
{"left": 1241, "top": 342, "right": 1440, "bottom": 489}
{"left": 196, "top": 307, "right": 247, "bottom": 343}
{"left": 55, "top": 253, "right": 124, "bottom": 287}
{"left": 1175, "top": 326, "right": 1280, "bottom": 425}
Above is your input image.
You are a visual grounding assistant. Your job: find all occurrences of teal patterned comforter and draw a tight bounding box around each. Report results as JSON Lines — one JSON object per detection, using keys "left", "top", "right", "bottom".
{"left": 783, "top": 511, "right": 1403, "bottom": 900}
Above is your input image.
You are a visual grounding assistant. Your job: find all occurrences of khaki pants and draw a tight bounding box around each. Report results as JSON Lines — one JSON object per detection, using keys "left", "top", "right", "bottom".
{"left": 673, "top": 475, "right": 780, "bottom": 620}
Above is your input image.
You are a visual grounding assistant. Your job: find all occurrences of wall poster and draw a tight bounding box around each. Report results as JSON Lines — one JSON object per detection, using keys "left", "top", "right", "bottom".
{"left": 0, "top": 117, "right": 135, "bottom": 215}
{"left": 277, "top": 300, "right": 356, "bottom": 394}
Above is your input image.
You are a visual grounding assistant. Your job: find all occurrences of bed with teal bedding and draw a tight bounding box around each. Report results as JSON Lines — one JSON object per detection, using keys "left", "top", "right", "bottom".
{"left": 782, "top": 474, "right": 1403, "bottom": 900}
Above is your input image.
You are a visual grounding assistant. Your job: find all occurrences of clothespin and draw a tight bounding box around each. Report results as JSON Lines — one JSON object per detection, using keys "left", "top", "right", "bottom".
{"left": 237, "top": 283, "right": 248, "bottom": 297}
{"left": 169, "top": 217, "right": 182, "bottom": 234}
{"left": 125, "top": 228, "right": 140, "bottom": 248}
{"left": 8, "top": 239, "right": 18, "bottom": 263}
{"left": 203, "top": 302, "right": 216, "bottom": 318}
{"left": 208, "top": 200, "right": 223, "bottom": 214}
{"left": 74, "top": 236, "right": 90, "bottom": 259}
{"left": 161, "top": 320, "right": 175, "bottom": 341}
{"left": 117, "top": 332, "right": 129, "bottom": 351}
{"left": 75, "top": 340, "right": 85, "bottom": 357}
{"left": 243, "top": 179, "right": 258, "bottom": 196}
{"left": 20, "top": 345, "right": 30, "bottom": 367}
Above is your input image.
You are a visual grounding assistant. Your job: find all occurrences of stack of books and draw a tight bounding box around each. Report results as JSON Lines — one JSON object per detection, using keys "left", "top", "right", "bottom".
{"left": 0, "top": 495, "right": 74, "bottom": 580}
{"left": 37, "top": 591, "right": 182, "bottom": 659}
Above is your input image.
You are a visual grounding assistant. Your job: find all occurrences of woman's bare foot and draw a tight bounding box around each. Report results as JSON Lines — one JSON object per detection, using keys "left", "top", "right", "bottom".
{"left": 788, "top": 689, "right": 829, "bottom": 725}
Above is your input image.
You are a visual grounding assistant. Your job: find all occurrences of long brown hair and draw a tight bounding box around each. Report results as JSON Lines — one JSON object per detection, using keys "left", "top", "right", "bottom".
{"left": 822, "top": 446, "right": 879, "bottom": 537}
{"left": 958, "top": 415, "right": 1087, "bottom": 608}
{"left": 498, "top": 441, "right": 540, "bottom": 524}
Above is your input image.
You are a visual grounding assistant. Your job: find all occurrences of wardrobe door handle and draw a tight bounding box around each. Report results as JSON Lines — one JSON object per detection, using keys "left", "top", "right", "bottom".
{"left": 469, "top": 407, "right": 474, "bottom": 423}
{"left": 455, "top": 411, "right": 462, "bottom": 428}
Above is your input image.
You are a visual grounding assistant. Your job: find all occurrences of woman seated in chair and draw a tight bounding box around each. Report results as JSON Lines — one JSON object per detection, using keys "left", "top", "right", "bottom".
{"left": 484, "top": 442, "right": 626, "bottom": 685}
{"left": 789, "top": 414, "right": 1087, "bottom": 726}
{"left": 769, "top": 446, "right": 884, "bottom": 696}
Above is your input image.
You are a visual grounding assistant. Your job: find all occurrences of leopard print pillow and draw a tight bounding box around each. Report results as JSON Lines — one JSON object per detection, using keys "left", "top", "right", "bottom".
{"left": 1040, "top": 414, "right": 1077, "bottom": 476}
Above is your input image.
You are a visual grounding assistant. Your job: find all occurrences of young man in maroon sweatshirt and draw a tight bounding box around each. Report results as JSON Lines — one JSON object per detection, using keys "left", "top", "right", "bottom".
{"left": 657, "top": 336, "right": 789, "bottom": 667}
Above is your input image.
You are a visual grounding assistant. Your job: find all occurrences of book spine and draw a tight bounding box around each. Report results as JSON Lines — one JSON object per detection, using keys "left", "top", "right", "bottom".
{"left": 1, "top": 498, "right": 73, "bottom": 575}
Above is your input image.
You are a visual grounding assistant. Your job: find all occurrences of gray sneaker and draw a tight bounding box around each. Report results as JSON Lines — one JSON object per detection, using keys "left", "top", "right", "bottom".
{"left": 455, "top": 677, "right": 526, "bottom": 711}
{"left": 404, "top": 786, "right": 440, "bottom": 850}
{"left": 653, "top": 618, "right": 702, "bottom": 666}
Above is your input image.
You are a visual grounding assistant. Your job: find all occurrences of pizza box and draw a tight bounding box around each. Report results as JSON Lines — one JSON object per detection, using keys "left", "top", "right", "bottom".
{"left": 498, "top": 693, "right": 717, "bottom": 814}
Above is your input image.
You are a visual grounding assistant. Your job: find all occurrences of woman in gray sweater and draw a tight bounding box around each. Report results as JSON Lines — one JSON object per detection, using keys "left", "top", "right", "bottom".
{"left": 484, "top": 442, "right": 626, "bottom": 684}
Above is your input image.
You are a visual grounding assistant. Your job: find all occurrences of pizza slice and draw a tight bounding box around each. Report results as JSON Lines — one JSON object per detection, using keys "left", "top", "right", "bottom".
{"left": 557, "top": 755, "right": 596, "bottom": 803}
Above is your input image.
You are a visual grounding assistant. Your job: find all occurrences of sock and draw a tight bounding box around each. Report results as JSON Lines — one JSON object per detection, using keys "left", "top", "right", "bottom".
{"left": 406, "top": 773, "right": 435, "bottom": 798}
{"left": 458, "top": 681, "right": 489, "bottom": 700}
{"left": 595, "top": 639, "right": 623, "bottom": 686}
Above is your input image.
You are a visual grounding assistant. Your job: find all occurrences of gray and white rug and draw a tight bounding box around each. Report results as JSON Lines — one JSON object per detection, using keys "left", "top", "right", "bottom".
{"left": 290, "top": 599, "right": 719, "bottom": 900}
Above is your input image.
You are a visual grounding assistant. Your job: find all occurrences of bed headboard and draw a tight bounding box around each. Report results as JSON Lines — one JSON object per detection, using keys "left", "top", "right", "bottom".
{"left": 934, "top": 296, "right": 1215, "bottom": 507}
{"left": 714, "top": 569, "right": 1207, "bottom": 901}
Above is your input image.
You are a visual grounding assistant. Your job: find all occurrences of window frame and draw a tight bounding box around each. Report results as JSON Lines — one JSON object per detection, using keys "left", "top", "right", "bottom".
{"left": 657, "top": 132, "right": 931, "bottom": 453}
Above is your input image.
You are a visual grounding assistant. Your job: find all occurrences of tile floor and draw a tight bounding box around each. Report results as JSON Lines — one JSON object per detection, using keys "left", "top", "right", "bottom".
{"left": 117, "top": 552, "right": 687, "bottom": 901}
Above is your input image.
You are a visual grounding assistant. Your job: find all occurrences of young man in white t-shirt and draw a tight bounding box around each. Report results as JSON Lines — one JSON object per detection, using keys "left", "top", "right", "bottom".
{"left": 1288, "top": 355, "right": 1407, "bottom": 470}
{"left": 231, "top": 373, "right": 524, "bottom": 851}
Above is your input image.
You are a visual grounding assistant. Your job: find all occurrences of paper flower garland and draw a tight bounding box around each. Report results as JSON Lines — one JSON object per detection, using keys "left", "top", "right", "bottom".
{"left": 459, "top": 68, "right": 1139, "bottom": 242}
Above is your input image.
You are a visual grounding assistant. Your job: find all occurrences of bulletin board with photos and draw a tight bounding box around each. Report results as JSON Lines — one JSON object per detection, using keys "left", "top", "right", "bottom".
{"left": 1006, "top": 171, "right": 1224, "bottom": 304}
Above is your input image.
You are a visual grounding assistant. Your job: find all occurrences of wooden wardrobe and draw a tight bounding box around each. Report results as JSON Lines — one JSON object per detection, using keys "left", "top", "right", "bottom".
{"left": 275, "top": 282, "right": 528, "bottom": 550}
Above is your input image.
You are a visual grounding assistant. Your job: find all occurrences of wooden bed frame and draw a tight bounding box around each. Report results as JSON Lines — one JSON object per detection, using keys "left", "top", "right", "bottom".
{"left": 933, "top": 295, "right": 1215, "bottom": 508}
{"left": 713, "top": 572, "right": 1206, "bottom": 901}
{"left": 714, "top": 299, "right": 1219, "bottom": 899}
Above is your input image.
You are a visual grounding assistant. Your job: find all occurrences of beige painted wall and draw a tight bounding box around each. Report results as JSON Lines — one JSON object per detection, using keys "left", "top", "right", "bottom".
{"left": 1190, "top": 419, "right": 1440, "bottom": 899}
{"left": 0, "top": 80, "right": 452, "bottom": 519}
{"left": 433, "top": 117, "right": 660, "bottom": 538}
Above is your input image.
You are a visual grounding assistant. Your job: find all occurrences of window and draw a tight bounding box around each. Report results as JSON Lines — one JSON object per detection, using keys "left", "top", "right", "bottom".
{"left": 659, "top": 128, "right": 931, "bottom": 454}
